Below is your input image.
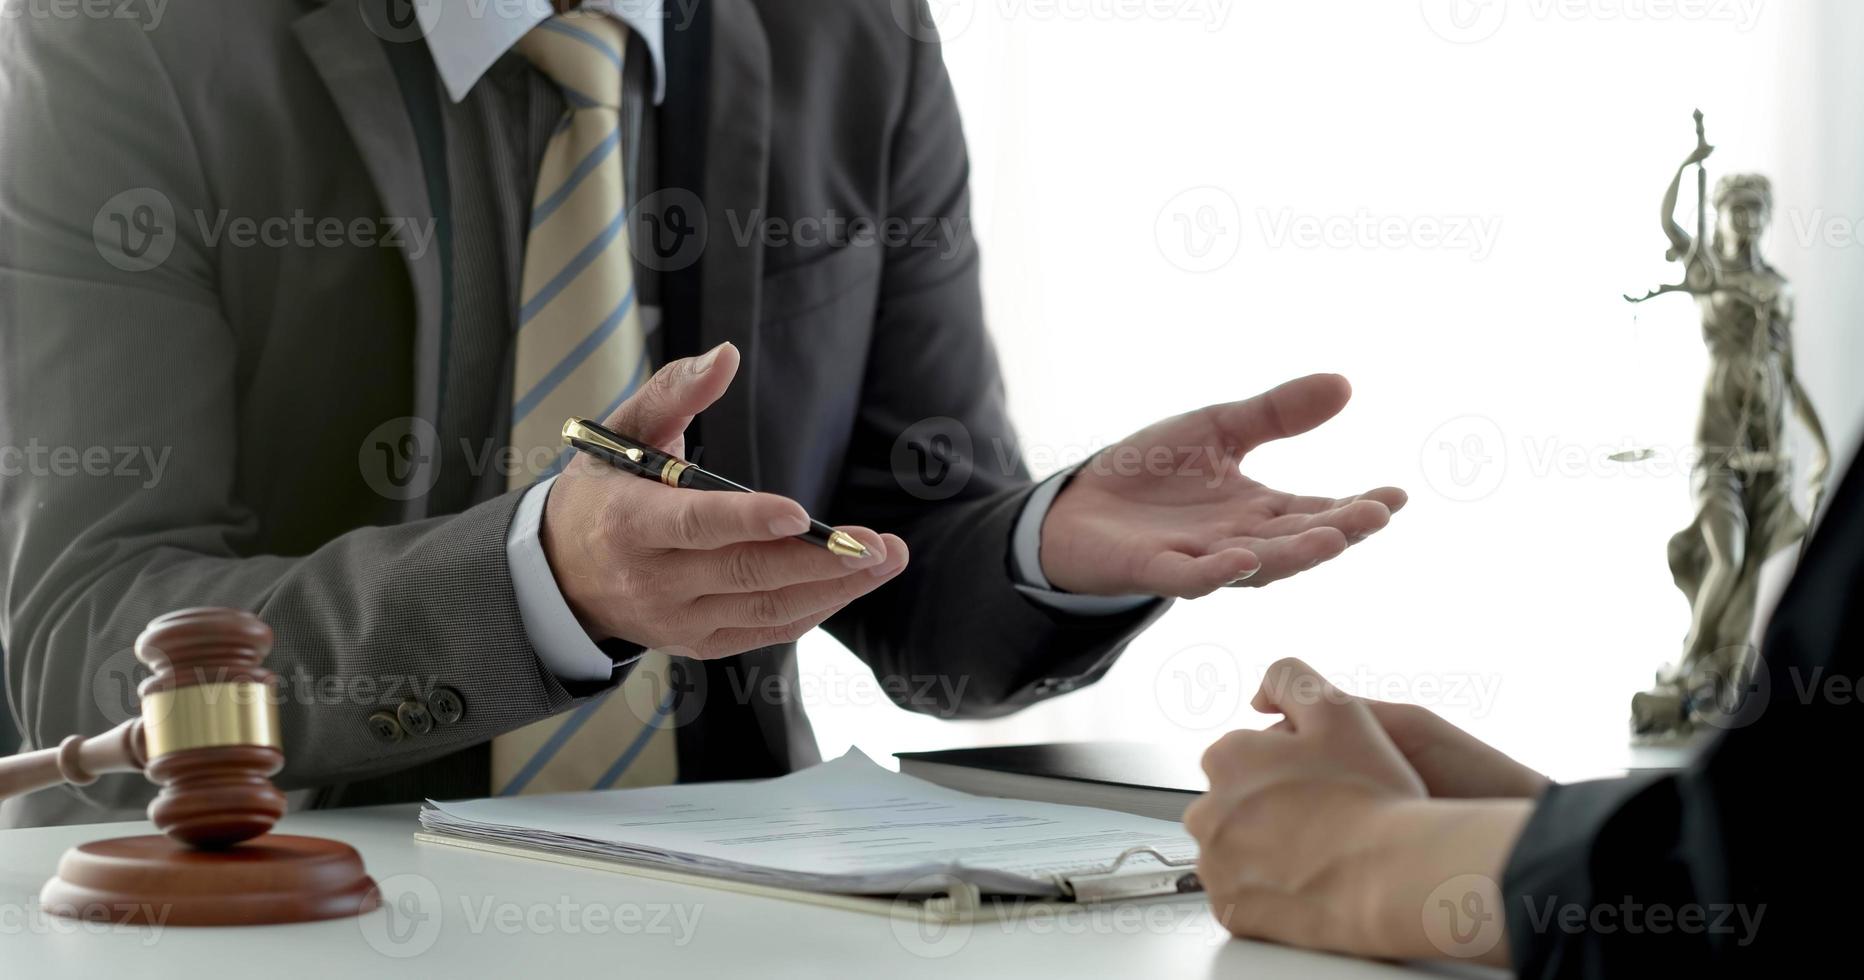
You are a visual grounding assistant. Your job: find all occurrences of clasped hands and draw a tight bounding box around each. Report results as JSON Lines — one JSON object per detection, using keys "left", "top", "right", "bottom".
{"left": 1186, "top": 658, "right": 1548, "bottom": 965}
{"left": 542, "top": 343, "right": 1406, "bottom": 659}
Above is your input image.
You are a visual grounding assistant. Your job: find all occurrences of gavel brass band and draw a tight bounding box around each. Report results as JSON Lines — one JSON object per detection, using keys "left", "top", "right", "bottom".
{"left": 141, "top": 681, "right": 283, "bottom": 759}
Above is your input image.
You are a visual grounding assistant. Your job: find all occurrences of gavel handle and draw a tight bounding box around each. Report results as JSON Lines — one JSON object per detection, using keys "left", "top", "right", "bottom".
{"left": 0, "top": 719, "right": 146, "bottom": 802}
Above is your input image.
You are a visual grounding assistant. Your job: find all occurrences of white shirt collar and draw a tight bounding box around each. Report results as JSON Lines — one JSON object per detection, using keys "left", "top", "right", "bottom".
{"left": 417, "top": 0, "right": 667, "bottom": 105}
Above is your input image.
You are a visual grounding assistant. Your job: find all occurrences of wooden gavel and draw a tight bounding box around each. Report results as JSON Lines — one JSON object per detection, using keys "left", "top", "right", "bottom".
{"left": 0, "top": 608, "right": 377, "bottom": 925}
{"left": 1, "top": 608, "right": 289, "bottom": 846}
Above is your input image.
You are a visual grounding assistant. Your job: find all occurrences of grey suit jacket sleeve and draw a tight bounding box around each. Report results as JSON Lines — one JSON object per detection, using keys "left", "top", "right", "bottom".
{"left": 822, "top": 13, "right": 1167, "bottom": 717}
{"left": 0, "top": 14, "right": 586, "bottom": 820}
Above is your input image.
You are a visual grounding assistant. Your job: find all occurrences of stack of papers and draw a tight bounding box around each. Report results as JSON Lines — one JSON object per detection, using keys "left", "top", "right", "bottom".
{"left": 419, "top": 750, "right": 1198, "bottom": 899}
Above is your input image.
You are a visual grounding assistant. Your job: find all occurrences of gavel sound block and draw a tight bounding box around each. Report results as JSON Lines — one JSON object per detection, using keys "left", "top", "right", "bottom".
{"left": 0, "top": 609, "right": 379, "bottom": 926}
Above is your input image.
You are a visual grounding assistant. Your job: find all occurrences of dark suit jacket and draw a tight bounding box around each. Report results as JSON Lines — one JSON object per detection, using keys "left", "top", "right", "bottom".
{"left": 1505, "top": 441, "right": 1864, "bottom": 975}
{"left": 0, "top": 0, "right": 1162, "bottom": 827}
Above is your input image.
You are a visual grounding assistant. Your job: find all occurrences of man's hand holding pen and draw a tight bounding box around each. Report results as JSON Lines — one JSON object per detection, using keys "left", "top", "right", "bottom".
{"left": 542, "top": 343, "right": 909, "bottom": 659}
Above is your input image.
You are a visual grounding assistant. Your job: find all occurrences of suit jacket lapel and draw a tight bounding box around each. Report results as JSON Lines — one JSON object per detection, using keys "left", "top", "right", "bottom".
{"left": 293, "top": 2, "right": 445, "bottom": 521}
{"left": 692, "top": 0, "right": 771, "bottom": 485}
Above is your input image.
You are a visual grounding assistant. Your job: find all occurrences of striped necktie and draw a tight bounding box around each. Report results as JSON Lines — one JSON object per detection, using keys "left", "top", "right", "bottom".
{"left": 491, "top": 11, "right": 679, "bottom": 796}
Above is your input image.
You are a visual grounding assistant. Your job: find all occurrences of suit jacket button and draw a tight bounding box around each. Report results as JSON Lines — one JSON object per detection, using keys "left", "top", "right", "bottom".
{"left": 397, "top": 699, "right": 434, "bottom": 736}
{"left": 367, "top": 711, "right": 405, "bottom": 743}
{"left": 430, "top": 687, "right": 465, "bottom": 725}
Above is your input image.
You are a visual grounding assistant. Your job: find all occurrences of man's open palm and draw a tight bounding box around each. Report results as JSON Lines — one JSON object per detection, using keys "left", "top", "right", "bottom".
{"left": 1041, "top": 374, "right": 1406, "bottom": 598}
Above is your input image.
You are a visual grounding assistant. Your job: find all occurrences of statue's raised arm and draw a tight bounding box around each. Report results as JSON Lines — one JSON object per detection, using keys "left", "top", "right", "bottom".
{"left": 1661, "top": 110, "right": 1714, "bottom": 260}
{"left": 1627, "top": 110, "right": 1716, "bottom": 304}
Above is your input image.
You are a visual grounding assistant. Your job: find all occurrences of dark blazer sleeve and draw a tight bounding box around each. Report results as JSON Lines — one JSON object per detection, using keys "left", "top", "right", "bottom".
{"left": 0, "top": 11, "right": 597, "bottom": 821}
{"left": 821, "top": 5, "right": 1166, "bottom": 718}
{"left": 1503, "top": 443, "right": 1864, "bottom": 975}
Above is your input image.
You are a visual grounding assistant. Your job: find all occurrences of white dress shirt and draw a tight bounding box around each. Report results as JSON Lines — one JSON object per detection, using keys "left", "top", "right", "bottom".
{"left": 419, "top": 0, "right": 1152, "bottom": 681}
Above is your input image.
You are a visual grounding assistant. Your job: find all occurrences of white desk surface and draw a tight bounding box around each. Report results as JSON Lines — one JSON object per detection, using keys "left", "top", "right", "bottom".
{"left": 0, "top": 805, "right": 1497, "bottom": 978}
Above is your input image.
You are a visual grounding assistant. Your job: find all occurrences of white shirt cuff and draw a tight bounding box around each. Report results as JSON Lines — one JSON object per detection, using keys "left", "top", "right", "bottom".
{"left": 506, "top": 476, "right": 626, "bottom": 683}
{"left": 1010, "top": 467, "right": 1156, "bottom": 615}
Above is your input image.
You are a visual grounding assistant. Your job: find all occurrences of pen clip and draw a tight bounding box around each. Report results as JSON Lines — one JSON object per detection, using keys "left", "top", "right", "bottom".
{"left": 562, "top": 418, "right": 645, "bottom": 464}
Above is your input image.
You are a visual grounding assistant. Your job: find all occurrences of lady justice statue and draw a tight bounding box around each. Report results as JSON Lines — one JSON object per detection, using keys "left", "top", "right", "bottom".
{"left": 1626, "top": 111, "right": 1830, "bottom": 739}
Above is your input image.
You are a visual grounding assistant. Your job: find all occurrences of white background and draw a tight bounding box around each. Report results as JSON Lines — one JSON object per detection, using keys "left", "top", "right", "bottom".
{"left": 802, "top": 0, "right": 1864, "bottom": 782}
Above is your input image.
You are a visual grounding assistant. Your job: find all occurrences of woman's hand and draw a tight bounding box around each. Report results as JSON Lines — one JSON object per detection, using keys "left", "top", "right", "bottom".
{"left": 1185, "top": 659, "right": 1534, "bottom": 964}
{"left": 1358, "top": 699, "right": 1549, "bottom": 800}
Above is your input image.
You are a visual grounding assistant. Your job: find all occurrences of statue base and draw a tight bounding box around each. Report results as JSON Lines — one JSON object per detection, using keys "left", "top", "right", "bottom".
{"left": 1630, "top": 645, "right": 1764, "bottom": 743}
{"left": 40, "top": 833, "right": 379, "bottom": 926}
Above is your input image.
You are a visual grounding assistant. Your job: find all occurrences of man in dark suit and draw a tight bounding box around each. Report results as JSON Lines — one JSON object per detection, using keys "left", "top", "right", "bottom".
{"left": 0, "top": 0, "right": 1403, "bottom": 826}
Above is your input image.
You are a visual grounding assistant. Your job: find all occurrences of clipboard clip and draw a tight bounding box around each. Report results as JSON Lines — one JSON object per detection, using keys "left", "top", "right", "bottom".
{"left": 1052, "top": 845, "right": 1202, "bottom": 904}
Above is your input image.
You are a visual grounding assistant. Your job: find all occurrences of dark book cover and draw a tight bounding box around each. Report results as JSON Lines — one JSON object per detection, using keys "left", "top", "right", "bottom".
{"left": 895, "top": 742, "right": 1207, "bottom": 795}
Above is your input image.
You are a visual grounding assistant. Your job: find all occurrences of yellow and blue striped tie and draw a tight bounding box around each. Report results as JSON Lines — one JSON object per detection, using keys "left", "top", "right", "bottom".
{"left": 491, "top": 11, "right": 679, "bottom": 796}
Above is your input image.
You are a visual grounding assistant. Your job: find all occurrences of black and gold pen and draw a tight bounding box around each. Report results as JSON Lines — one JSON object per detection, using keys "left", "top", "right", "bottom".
{"left": 561, "top": 417, "right": 869, "bottom": 559}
